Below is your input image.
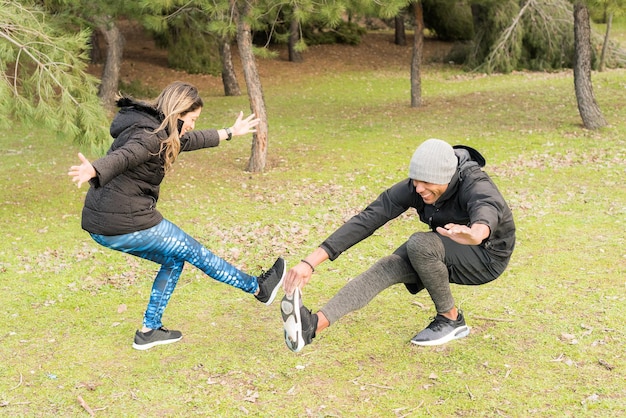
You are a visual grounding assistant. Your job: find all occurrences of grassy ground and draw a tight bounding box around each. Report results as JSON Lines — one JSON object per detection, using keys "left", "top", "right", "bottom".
{"left": 1, "top": 30, "right": 625, "bottom": 417}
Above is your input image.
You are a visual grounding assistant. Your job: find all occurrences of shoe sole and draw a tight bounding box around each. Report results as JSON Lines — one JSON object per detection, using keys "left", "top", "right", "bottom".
{"left": 410, "top": 326, "right": 471, "bottom": 347}
{"left": 281, "top": 289, "right": 304, "bottom": 352}
{"left": 262, "top": 258, "right": 287, "bottom": 306}
{"left": 132, "top": 335, "right": 182, "bottom": 351}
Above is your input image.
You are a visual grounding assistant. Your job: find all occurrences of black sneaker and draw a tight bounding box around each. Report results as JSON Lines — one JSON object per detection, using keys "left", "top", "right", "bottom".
{"left": 132, "top": 327, "right": 183, "bottom": 350}
{"left": 255, "top": 257, "right": 286, "bottom": 305}
{"left": 281, "top": 288, "right": 317, "bottom": 352}
{"left": 410, "top": 310, "right": 470, "bottom": 346}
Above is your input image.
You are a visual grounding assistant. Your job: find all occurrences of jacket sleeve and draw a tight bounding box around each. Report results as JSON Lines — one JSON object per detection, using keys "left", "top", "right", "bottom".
{"left": 89, "top": 134, "right": 157, "bottom": 188}
{"left": 180, "top": 129, "right": 220, "bottom": 151}
{"left": 463, "top": 172, "right": 505, "bottom": 238}
{"left": 320, "top": 179, "right": 416, "bottom": 261}
{"left": 460, "top": 169, "right": 515, "bottom": 257}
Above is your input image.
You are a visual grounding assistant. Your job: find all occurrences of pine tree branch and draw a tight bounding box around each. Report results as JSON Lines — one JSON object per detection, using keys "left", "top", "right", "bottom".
{"left": 480, "top": 0, "right": 535, "bottom": 72}
{"left": 0, "top": 29, "right": 80, "bottom": 106}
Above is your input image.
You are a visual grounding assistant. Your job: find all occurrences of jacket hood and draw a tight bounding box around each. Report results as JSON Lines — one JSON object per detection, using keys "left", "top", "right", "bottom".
{"left": 434, "top": 145, "right": 486, "bottom": 205}
{"left": 453, "top": 145, "right": 486, "bottom": 181}
{"left": 454, "top": 145, "right": 486, "bottom": 168}
{"left": 110, "top": 97, "right": 163, "bottom": 139}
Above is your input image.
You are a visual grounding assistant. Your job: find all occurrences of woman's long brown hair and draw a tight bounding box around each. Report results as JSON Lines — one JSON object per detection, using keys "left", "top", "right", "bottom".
{"left": 150, "top": 81, "right": 203, "bottom": 172}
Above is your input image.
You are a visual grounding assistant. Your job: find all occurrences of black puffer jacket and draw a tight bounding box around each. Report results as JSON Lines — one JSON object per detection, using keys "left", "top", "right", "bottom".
{"left": 81, "top": 98, "right": 220, "bottom": 235}
{"left": 320, "top": 145, "right": 516, "bottom": 261}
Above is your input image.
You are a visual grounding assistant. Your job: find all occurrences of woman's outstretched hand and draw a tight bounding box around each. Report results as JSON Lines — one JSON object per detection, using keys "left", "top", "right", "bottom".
{"left": 68, "top": 152, "right": 96, "bottom": 188}
{"left": 230, "top": 111, "right": 261, "bottom": 137}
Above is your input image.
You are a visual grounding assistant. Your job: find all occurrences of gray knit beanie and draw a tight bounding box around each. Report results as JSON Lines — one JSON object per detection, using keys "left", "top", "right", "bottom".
{"left": 409, "top": 139, "right": 458, "bottom": 184}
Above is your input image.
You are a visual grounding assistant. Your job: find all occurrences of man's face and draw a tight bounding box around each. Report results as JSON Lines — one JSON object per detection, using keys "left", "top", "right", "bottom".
{"left": 412, "top": 179, "right": 449, "bottom": 204}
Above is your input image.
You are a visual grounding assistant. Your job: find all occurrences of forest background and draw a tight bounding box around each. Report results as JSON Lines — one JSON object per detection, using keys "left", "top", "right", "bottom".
{"left": 1, "top": 1, "right": 625, "bottom": 417}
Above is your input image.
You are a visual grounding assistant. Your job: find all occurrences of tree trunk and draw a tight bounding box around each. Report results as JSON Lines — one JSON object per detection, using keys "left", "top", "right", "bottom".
{"left": 288, "top": 12, "right": 303, "bottom": 63}
{"left": 219, "top": 36, "right": 241, "bottom": 96}
{"left": 599, "top": 12, "right": 612, "bottom": 72}
{"left": 96, "top": 19, "right": 124, "bottom": 111}
{"left": 410, "top": 2, "right": 424, "bottom": 108}
{"left": 234, "top": 2, "right": 269, "bottom": 172}
{"left": 573, "top": 3, "right": 606, "bottom": 130}
{"left": 394, "top": 11, "right": 406, "bottom": 46}
{"left": 89, "top": 30, "right": 105, "bottom": 64}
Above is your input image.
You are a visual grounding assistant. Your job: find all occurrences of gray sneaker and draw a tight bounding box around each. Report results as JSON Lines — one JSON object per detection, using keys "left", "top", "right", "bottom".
{"left": 281, "top": 288, "right": 317, "bottom": 352}
{"left": 255, "top": 257, "right": 286, "bottom": 305}
{"left": 132, "top": 327, "right": 182, "bottom": 350}
{"left": 410, "top": 311, "right": 470, "bottom": 346}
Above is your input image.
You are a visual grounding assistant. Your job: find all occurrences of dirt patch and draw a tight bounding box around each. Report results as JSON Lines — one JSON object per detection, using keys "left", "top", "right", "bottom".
{"left": 89, "top": 21, "right": 453, "bottom": 96}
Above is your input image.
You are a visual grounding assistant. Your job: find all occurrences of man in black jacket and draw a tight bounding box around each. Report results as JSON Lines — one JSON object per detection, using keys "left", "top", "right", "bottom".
{"left": 280, "top": 138, "right": 515, "bottom": 352}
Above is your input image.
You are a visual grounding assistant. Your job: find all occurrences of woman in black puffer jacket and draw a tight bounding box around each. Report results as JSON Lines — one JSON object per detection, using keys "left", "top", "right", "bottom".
{"left": 68, "top": 81, "right": 285, "bottom": 350}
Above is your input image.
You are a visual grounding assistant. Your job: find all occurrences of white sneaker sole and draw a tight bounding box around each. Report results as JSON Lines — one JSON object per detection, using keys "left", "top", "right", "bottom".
{"left": 410, "top": 326, "right": 471, "bottom": 347}
{"left": 281, "top": 288, "right": 304, "bottom": 352}
{"left": 132, "top": 335, "right": 182, "bottom": 351}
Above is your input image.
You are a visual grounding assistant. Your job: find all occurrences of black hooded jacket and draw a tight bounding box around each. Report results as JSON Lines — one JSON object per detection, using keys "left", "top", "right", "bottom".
{"left": 81, "top": 98, "right": 220, "bottom": 235}
{"left": 319, "top": 146, "right": 516, "bottom": 262}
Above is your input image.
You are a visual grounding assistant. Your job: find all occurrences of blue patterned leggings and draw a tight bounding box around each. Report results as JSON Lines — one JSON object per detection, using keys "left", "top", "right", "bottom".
{"left": 90, "top": 219, "right": 258, "bottom": 329}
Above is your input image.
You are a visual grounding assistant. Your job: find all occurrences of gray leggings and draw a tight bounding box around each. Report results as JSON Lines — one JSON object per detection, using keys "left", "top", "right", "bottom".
{"left": 319, "top": 231, "right": 508, "bottom": 325}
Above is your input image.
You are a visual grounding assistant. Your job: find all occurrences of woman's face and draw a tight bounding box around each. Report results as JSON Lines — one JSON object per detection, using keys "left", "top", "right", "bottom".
{"left": 179, "top": 107, "right": 202, "bottom": 135}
